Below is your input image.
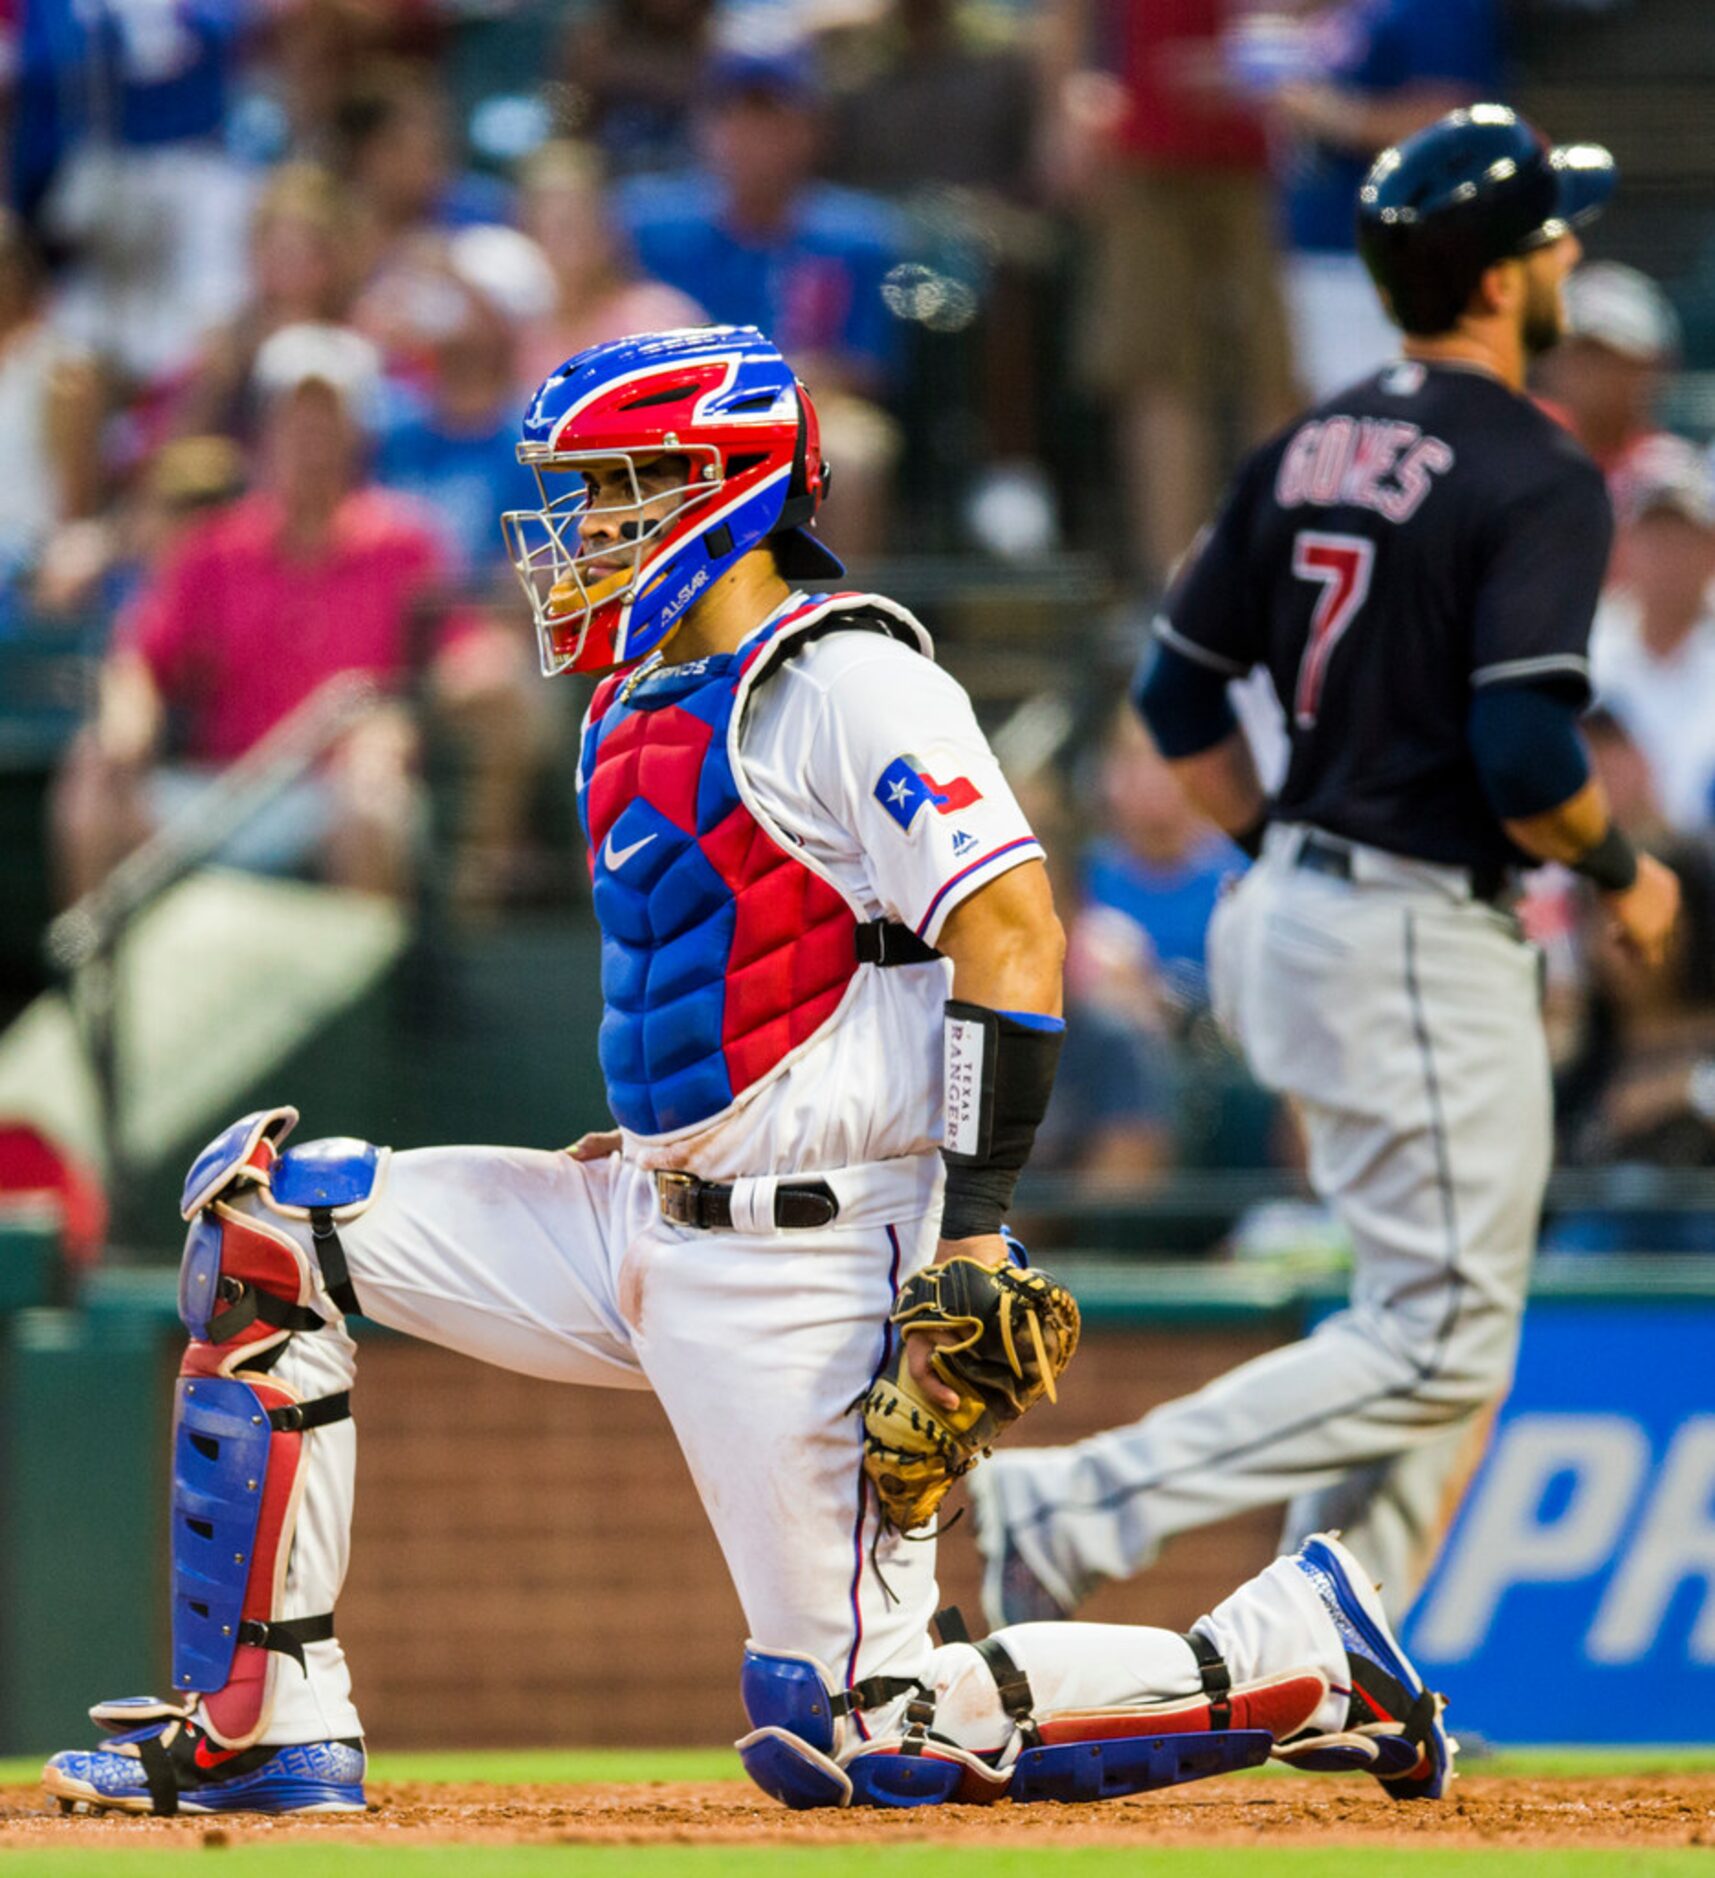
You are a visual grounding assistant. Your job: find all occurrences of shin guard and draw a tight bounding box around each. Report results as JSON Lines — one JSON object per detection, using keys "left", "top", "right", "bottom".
{"left": 170, "top": 1110, "right": 381, "bottom": 1748}
{"left": 962, "top": 1623, "right": 1329, "bottom": 1807}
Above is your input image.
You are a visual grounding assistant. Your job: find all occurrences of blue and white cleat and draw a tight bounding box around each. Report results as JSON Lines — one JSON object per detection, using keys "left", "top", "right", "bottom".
{"left": 1277, "top": 1533, "right": 1456, "bottom": 1801}
{"left": 43, "top": 1702, "right": 366, "bottom": 1817}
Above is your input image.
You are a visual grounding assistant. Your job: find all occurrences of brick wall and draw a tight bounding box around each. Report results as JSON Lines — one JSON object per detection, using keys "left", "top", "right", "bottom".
{"left": 341, "top": 1328, "right": 1284, "bottom": 1747}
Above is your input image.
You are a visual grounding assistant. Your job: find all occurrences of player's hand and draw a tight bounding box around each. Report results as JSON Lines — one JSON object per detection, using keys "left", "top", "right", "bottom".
{"left": 906, "top": 1234, "right": 1014, "bottom": 1415}
{"left": 567, "top": 1130, "right": 622, "bottom": 1161}
{"left": 1602, "top": 852, "right": 1681, "bottom": 969}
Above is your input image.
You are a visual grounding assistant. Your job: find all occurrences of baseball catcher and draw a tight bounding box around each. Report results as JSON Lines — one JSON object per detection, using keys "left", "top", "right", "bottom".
{"left": 44, "top": 325, "right": 1452, "bottom": 1818}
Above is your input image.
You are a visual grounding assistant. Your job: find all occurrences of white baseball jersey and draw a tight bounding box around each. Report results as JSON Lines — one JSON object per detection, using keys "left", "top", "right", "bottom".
{"left": 607, "top": 599, "right": 1044, "bottom": 1179}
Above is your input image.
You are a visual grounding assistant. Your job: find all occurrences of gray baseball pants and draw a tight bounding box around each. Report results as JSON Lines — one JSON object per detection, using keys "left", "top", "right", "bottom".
{"left": 983, "top": 825, "right": 1552, "bottom": 1619}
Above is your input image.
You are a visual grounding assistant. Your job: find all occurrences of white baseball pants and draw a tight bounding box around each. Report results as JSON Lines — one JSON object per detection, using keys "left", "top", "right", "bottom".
{"left": 219, "top": 1143, "right": 1353, "bottom": 1751}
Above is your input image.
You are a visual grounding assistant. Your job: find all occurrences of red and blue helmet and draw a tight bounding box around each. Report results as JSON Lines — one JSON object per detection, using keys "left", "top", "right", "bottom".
{"left": 501, "top": 325, "right": 842, "bottom": 675}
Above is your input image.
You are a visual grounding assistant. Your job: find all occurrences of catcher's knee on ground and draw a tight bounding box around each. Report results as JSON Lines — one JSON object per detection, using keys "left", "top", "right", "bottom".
{"left": 733, "top": 1624, "right": 1326, "bottom": 1809}
{"left": 167, "top": 1106, "right": 380, "bottom": 1747}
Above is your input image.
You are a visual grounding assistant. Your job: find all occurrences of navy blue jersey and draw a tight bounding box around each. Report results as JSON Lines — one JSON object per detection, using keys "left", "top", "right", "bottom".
{"left": 1159, "top": 359, "right": 1614, "bottom": 872}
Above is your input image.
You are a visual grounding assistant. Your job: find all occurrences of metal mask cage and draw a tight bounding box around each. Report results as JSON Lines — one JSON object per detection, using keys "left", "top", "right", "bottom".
{"left": 501, "top": 446, "right": 725, "bottom": 676}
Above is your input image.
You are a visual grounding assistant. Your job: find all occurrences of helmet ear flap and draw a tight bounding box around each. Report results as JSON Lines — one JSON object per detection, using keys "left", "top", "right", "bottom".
{"left": 790, "top": 394, "right": 810, "bottom": 503}
{"left": 777, "top": 382, "right": 826, "bottom": 532}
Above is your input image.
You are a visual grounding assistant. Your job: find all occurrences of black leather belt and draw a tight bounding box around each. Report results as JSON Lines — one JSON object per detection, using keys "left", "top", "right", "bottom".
{"left": 655, "top": 1170, "right": 840, "bottom": 1231}
{"left": 1295, "top": 831, "right": 1509, "bottom": 907}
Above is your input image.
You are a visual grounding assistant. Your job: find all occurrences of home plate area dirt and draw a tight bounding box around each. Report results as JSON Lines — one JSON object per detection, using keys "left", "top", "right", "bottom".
{"left": 3, "top": 1775, "right": 1714, "bottom": 1849}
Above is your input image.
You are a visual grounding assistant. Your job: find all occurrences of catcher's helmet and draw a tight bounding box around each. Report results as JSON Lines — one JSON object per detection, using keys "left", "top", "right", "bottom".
{"left": 501, "top": 325, "right": 841, "bottom": 676}
{"left": 1356, "top": 105, "right": 1616, "bottom": 337}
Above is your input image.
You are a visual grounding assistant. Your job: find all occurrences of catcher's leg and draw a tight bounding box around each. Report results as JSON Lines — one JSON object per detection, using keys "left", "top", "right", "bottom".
{"left": 46, "top": 1118, "right": 651, "bottom": 1817}
{"left": 46, "top": 1108, "right": 372, "bottom": 1815}
{"left": 736, "top": 1535, "right": 1451, "bottom": 1808}
{"left": 735, "top": 1623, "right": 1318, "bottom": 1809}
{"left": 921, "top": 1532, "right": 1451, "bottom": 1802}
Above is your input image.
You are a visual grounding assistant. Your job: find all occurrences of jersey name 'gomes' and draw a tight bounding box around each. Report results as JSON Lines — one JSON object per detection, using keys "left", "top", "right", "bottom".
{"left": 1275, "top": 416, "right": 1455, "bottom": 523}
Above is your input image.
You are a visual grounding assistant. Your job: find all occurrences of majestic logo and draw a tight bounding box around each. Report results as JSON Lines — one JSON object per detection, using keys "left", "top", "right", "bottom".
{"left": 603, "top": 830, "right": 658, "bottom": 871}
{"left": 951, "top": 828, "right": 978, "bottom": 856}
{"left": 874, "top": 755, "right": 984, "bottom": 832}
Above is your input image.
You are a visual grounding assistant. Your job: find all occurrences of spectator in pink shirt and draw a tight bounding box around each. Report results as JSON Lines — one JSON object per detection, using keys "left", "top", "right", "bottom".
{"left": 54, "top": 323, "right": 534, "bottom": 905}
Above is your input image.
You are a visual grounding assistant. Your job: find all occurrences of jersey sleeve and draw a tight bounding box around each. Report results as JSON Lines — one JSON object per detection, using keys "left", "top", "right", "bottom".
{"left": 1155, "top": 451, "right": 1269, "bottom": 679}
{"left": 1469, "top": 453, "right": 1613, "bottom": 699}
{"left": 809, "top": 643, "right": 1044, "bottom": 946}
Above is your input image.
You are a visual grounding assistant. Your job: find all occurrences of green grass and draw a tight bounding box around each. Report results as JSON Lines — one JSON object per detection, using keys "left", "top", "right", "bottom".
{"left": 0, "top": 1851, "right": 1710, "bottom": 1877}
{"left": 8, "top": 1744, "right": 1715, "bottom": 1788}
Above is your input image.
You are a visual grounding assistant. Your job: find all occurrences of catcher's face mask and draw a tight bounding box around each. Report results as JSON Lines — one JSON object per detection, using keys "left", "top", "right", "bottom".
{"left": 503, "top": 450, "right": 714, "bottom": 676}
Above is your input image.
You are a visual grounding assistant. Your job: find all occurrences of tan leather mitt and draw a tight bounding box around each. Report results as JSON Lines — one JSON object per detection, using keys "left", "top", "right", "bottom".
{"left": 859, "top": 1256, "right": 1080, "bottom": 1533}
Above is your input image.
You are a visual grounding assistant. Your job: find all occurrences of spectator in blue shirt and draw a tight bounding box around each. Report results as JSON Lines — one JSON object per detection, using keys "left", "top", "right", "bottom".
{"left": 371, "top": 225, "right": 555, "bottom": 587}
{"left": 331, "top": 61, "right": 514, "bottom": 277}
{"left": 614, "top": 45, "right": 909, "bottom": 557}
{"left": 19, "top": 0, "right": 257, "bottom": 384}
{"left": 1264, "top": 0, "right": 1503, "bottom": 399}
{"left": 617, "top": 48, "right": 906, "bottom": 394}
{"left": 1010, "top": 769, "right": 1179, "bottom": 1199}
{"left": 1078, "top": 705, "right": 1244, "bottom": 1020}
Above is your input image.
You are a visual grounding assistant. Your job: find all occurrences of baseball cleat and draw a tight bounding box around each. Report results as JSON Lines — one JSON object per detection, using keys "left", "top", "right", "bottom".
{"left": 969, "top": 1465, "right": 1074, "bottom": 1630}
{"left": 43, "top": 1709, "right": 366, "bottom": 1816}
{"left": 1277, "top": 1532, "right": 1455, "bottom": 1800}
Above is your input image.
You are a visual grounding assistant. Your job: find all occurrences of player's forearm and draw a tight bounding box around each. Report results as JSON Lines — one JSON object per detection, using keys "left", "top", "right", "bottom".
{"left": 1501, "top": 775, "right": 1612, "bottom": 868}
{"left": 935, "top": 860, "right": 1065, "bottom": 1248}
{"left": 1165, "top": 730, "right": 1267, "bottom": 841}
{"left": 1469, "top": 686, "right": 1630, "bottom": 874}
{"left": 936, "top": 859, "right": 1065, "bottom": 1016}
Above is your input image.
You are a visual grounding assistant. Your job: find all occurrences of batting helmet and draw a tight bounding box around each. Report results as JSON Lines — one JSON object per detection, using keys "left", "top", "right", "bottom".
{"left": 1356, "top": 105, "right": 1616, "bottom": 337}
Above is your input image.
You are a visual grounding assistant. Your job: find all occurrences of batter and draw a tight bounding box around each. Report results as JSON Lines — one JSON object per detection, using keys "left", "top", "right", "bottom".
{"left": 972, "top": 109, "right": 1682, "bottom": 1632}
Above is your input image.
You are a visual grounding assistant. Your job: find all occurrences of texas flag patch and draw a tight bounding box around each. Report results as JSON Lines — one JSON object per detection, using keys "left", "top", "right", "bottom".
{"left": 874, "top": 755, "right": 984, "bottom": 831}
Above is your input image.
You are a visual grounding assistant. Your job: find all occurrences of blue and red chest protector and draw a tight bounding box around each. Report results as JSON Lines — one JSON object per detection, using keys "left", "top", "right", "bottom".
{"left": 578, "top": 594, "right": 929, "bottom": 1137}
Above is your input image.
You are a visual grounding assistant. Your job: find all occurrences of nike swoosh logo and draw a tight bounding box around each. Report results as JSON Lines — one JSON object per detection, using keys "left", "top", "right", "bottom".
{"left": 603, "top": 831, "right": 658, "bottom": 870}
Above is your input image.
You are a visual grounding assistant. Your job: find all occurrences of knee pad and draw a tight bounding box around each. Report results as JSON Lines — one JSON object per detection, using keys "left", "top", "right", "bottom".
{"left": 170, "top": 1109, "right": 386, "bottom": 1747}
{"left": 178, "top": 1108, "right": 385, "bottom": 1349}
{"left": 734, "top": 1646, "right": 1007, "bottom": 1811}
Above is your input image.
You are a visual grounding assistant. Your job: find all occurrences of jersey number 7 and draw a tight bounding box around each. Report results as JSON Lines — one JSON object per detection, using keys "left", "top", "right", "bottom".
{"left": 1291, "top": 531, "right": 1375, "bottom": 729}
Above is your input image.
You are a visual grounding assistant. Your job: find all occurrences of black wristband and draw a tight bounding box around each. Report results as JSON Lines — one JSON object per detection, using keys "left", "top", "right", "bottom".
{"left": 1572, "top": 823, "right": 1639, "bottom": 894}
{"left": 939, "top": 1001, "right": 1064, "bottom": 1240}
{"left": 939, "top": 1165, "right": 1018, "bottom": 1242}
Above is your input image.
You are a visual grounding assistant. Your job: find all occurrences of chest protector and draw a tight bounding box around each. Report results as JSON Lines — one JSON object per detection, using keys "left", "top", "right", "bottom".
{"left": 579, "top": 592, "right": 932, "bottom": 1138}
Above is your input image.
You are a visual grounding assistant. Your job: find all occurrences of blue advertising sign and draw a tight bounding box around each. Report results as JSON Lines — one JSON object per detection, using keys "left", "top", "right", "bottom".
{"left": 1401, "top": 1304, "right": 1715, "bottom": 1743}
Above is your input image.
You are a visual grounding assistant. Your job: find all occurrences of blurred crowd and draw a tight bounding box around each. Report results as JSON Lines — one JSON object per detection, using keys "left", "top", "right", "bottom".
{"left": 2, "top": 0, "right": 1715, "bottom": 1243}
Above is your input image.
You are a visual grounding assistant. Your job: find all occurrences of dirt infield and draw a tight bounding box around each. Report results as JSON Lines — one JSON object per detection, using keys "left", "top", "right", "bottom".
{"left": 3, "top": 1774, "right": 1712, "bottom": 1851}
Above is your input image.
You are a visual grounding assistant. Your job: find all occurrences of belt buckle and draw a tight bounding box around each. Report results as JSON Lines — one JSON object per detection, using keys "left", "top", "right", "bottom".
{"left": 655, "top": 1169, "right": 700, "bottom": 1227}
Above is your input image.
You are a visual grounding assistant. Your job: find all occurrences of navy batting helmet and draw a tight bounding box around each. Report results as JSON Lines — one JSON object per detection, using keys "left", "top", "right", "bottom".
{"left": 1356, "top": 105, "right": 1616, "bottom": 336}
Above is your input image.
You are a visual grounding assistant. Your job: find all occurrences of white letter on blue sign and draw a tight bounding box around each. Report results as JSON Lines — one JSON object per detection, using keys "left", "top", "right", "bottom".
{"left": 1588, "top": 1417, "right": 1715, "bottom": 1664}
{"left": 1412, "top": 1415, "right": 1648, "bottom": 1659}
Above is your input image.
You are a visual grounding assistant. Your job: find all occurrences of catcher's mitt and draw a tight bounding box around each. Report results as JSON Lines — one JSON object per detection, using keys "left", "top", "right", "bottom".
{"left": 859, "top": 1256, "right": 1080, "bottom": 1532}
